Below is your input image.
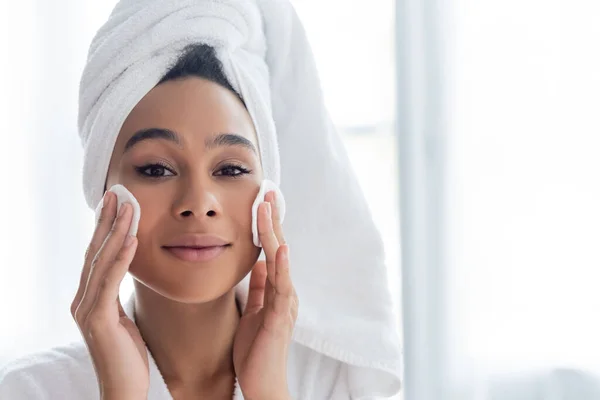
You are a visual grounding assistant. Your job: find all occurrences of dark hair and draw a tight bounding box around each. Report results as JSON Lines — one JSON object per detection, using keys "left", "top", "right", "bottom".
{"left": 158, "top": 43, "right": 245, "bottom": 106}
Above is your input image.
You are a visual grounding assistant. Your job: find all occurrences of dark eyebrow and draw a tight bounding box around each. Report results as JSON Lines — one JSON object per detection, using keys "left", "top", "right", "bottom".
{"left": 205, "top": 133, "right": 257, "bottom": 154}
{"left": 123, "top": 128, "right": 181, "bottom": 153}
{"left": 123, "top": 129, "right": 257, "bottom": 154}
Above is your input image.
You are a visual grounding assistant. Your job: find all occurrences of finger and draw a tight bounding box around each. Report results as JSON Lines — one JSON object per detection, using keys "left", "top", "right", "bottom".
{"left": 263, "top": 268, "right": 277, "bottom": 311}
{"left": 74, "top": 203, "right": 134, "bottom": 325}
{"left": 276, "top": 245, "right": 298, "bottom": 322}
{"left": 92, "top": 236, "right": 137, "bottom": 315}
{"left": 266, "top": 247, "right": 297, "bottom": 335}
{"left": 266, "top": 245, "right": 290, "bottom": 316}
{"left": 265, "top": 191, "right": 285, "bottom": 245}
{"left": 271, "top": 245, "right": 294, "bottom": 317}
{"left": 258, "top": 202, "right": 279, "bottom": 284}
{"left": 274, "top": 245, "right": 293, "bottom": 296}
{"left": 71, "top": 191, "right": 117, "bottom": 317}
{"left": 244, "top": 261, "right": 267, "bottom": 315}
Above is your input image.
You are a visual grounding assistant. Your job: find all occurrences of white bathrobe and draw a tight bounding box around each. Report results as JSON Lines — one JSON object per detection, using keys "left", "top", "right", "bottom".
{"left": 0, "top": 295, "right": 356, "bottom": 400}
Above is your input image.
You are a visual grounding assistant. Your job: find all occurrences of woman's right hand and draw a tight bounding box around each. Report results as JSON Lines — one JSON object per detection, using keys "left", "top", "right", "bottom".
{"left": 70, "top": 191, "right": 149, "bottom": 400}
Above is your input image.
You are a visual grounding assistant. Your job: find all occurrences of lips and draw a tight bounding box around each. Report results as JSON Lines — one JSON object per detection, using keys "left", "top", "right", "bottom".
{"left": 163, "top": 234, "right": 231, "bottom": 262}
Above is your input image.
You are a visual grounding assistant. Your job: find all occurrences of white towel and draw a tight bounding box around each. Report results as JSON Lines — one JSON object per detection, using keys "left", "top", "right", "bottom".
{"left": 77, "top": 0, "right": 402, "bottom": 397}
{"left": 79, "top": 0, "right": 280, "bottom": 207}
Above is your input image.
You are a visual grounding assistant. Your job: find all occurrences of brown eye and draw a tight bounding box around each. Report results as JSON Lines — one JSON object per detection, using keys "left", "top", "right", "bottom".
{"left": 215, "top": 164, "right": 251, "bottom": 177}
{"left": 135, "top": 163, "right": 176, "bottom": 178}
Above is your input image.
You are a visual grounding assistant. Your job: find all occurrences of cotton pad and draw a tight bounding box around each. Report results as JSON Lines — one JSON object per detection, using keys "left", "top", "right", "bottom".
{"left": 94, "top": 184, "right": 141, "bottom": 237}
{"left": 252, "top": 179, "right": 286, "bottom": 247}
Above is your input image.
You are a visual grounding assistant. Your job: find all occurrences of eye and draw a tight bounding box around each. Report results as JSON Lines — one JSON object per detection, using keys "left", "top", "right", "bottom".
{"left": 215, "top": 164, "right": 251, "bottom": 178}
{"left": 135, "top": 163, "right": 176, "bottom": 178}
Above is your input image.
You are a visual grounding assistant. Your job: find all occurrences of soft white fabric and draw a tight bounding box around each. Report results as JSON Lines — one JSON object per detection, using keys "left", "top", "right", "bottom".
{"left": 251, "top": 179, "right": 286, "bottom": 247}
{"left": 78, "top": 0, "right": 280, "bottom": 208}
{"left": 94, "top": 184, "right": 141, "bottom": 236}
{"left": 74, "top": 0, "right": 402, "bottom": 397}
{"left": 0, "top": 295, "right": 353, "bottom": 399}
{"left": 256, "top": 1, "right": 403, "bottom": 396}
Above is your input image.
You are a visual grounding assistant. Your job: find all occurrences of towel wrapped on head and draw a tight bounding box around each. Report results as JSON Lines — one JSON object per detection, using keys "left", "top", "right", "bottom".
{"left": 79, "top": 0, "right": 279, "bottom": 207}
{"left": 78, "top": 0, "right": 403, "bottom": 397}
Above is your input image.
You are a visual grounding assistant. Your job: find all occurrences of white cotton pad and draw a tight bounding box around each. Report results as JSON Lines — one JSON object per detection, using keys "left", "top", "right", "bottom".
{"left": 94, "top": 184, "right": 141, "bottom": 237}
{"left": 252, "top": 179, "right": 286, "bottom": 247}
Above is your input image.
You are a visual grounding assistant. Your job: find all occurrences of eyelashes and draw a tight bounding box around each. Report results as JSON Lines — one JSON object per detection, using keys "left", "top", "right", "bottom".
{"left": 214, "top": 164, "right": 252, "bottom": 178}
{"left": 134, "top": 161, "right": 175, "bottom": 179}
{"left": 134, "top": 162, "right": 252, "bottom": 179}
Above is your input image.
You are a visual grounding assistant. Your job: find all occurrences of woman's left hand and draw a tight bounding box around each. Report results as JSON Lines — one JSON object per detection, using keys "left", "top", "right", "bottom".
{"left": 233, "top": 191, "right": 298, "bottom": 400}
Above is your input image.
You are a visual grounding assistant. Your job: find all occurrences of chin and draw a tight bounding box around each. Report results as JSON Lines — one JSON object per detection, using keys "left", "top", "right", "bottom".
{"left": 139, "top": 279, "right": 237, "bottom": 304}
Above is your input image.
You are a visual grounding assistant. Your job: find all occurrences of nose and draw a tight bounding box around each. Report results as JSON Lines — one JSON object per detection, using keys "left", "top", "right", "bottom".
{"left": 173, "top": 177, "right": 222, "bottom": 220}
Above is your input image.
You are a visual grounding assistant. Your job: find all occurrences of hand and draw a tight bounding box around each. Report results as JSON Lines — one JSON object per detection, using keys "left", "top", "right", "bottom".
{"left": 70, "top": 191, "right": 148, "bottom": 400}
{"left": 233, "top": 191, "right": 298, "bottom": 400}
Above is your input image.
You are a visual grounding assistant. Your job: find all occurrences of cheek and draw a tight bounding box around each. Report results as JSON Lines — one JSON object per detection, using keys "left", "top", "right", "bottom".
{"left": 127, "top": 192, "right": 167, "bottom": 281}
{"left": 128, "top": 187, "right": 168, "bottom": 248}
{"left": 223, "top": 183, "right": 258, "bottom": 233}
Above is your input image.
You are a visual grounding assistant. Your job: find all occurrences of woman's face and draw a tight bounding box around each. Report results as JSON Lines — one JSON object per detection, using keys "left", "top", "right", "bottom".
{"left": 105, "top": 77, "right": 262, "bottom": 303}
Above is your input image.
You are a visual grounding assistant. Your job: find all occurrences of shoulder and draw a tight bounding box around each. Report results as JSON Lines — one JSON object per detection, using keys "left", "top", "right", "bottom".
{"left": 0, "top": 341, "right": 98, "bottom": 400}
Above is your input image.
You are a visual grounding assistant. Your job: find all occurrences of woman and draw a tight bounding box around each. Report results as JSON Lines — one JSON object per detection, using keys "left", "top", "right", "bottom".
{"left": 0, "top": 1, "right": 403, "bottom": 399}
{"left": 73, "top": 43, "right": 296, "bottom": 399}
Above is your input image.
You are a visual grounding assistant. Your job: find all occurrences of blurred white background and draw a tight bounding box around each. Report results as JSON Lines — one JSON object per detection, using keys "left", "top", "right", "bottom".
{"left": 2, "top": 0, "right": 600, "bottom": 399}
{"left": 397, "top": 0, "right": 600, "bottom": 399}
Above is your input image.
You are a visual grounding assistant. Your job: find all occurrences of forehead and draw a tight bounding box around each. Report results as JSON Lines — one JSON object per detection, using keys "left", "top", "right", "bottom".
{"left": 117, "top": 77, "right": 257, "bottom": 148}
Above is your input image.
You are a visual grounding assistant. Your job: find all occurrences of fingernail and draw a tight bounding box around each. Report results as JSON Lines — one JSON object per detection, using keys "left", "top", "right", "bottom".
{"left": 124, "top": 235, "right": 135, "bottom": 247}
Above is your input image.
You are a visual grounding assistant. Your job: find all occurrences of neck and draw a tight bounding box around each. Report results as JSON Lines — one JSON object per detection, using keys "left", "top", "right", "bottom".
{"left": 132, "top": 282, "right": 240, "bottom": 388}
